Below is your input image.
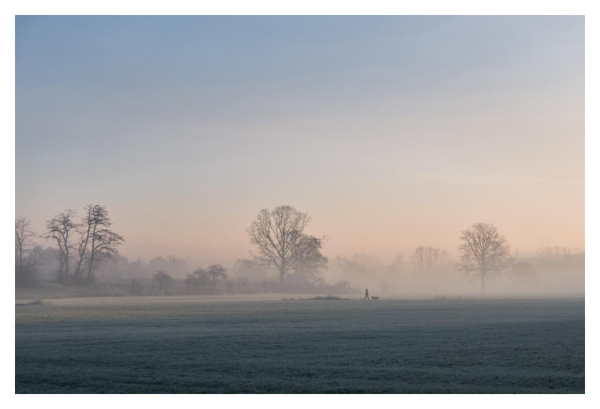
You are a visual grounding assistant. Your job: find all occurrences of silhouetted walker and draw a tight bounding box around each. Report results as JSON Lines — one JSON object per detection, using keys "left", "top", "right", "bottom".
{"left": 364, "top": 288, "right": 369, "bottom": 300}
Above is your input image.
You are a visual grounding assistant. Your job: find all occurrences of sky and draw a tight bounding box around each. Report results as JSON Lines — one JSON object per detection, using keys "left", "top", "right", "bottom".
{"left": 15, "top": 16, "right": 585, "bottom": 266}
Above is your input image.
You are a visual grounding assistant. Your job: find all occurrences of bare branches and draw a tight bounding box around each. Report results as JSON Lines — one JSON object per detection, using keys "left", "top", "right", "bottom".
{"left": 458, "top": 223, "right": 513, "bottom": 291}
{"left": 75, "top": 204, "right": 113, "bottom": 279}
{"left": 43, "top": 209, "right": 78, "bottom": 277}
{"left": 247, "top": 205, "right": 311, "bottom": 284}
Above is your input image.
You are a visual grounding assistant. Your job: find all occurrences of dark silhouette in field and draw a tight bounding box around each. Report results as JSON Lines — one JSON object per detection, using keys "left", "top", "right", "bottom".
{"left": 364, "top": 288, "right": 369, "bottom": 300}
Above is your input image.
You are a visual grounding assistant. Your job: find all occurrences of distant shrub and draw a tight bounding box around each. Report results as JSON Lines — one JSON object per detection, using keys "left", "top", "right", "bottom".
{"left": 152, "top": 270, "right": 173, "bottom": 293}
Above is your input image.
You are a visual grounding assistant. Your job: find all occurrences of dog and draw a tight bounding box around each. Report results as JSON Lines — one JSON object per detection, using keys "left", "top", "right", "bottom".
{"left": 371, "top": 296, "right": 379, "bottom": 300}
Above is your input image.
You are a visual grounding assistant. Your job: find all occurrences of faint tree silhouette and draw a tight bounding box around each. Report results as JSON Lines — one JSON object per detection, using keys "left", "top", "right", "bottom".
{"left": 206, "top": 264, "right": 227, "bottom": 290}
{"left": 185, "top": 268, "right": 209, "bottom": 291}
{"left": 458, "top": 223, "right": 513, "bottom": 292}
{"left": 15, "top": 217, "right": 35, "bottom": 269}
{"left": 152, "top": 270, "right": 173, "bottom": 293}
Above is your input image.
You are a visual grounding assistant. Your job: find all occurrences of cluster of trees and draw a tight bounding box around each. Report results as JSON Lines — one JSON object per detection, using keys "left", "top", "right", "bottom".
{"left": 15, "top": 205, "right": 124, "bottom": 287}
{"left": 184, "top": 265, "right": 227, "bottom": 292}
{"left": 43, "top": 205, "right": 124, "bottom": 285}
{"left": 329, "top": 223, "right": 556, "bottom": 293}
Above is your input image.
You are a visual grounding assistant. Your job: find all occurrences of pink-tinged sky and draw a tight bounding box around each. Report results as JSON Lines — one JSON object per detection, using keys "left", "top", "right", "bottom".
{"left": 16, "top": 16, "right": 584, "bottom": 265}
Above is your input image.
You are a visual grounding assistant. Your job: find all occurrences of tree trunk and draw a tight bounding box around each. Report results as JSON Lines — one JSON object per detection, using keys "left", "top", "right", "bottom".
{"left": 481, "top": 273, "right": 485, "bottom": 293}
{"left": 279, "top": 267, "right": 285, "bottom": 285}
{"left": 75, "top": 231, "right": 90, "bottom": 279}
{"left": 64, "top": 247, "right": 69, "bottom": 276}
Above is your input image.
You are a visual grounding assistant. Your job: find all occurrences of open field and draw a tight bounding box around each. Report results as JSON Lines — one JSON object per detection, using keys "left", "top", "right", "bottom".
{"left": 15, "top": 295, "right": 584, "bottom": 393}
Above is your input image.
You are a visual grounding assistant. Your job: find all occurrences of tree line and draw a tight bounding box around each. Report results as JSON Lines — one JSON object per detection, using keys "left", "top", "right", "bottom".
{"left": 16, "top": 204, "right": 583, "bottom": 292}
{"left": 15, "top": 204, "right": 124, "bottom": 287}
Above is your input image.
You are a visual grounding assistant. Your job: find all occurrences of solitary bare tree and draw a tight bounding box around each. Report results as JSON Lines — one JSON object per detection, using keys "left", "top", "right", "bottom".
{"left": 247, "top": 206, "right": 310, "bottom": 285}
{"left": 458, "top": 223, "right": 513, "bottom": 292}
{"left": 15, "top": 217, "right": 36, "bottom": 268}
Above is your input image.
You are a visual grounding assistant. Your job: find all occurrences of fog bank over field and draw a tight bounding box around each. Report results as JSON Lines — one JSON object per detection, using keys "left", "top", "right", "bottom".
{"left": 16, "top": 206, "right": 584, "bottom": 299}
{"left": 15, "top": 16, "right": 584, "bottom": 299}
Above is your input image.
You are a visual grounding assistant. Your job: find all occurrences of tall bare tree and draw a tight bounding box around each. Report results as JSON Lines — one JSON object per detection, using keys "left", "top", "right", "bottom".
{"left": 247, "top": 205, "right": 310, "bottom": 285}
{"left": 15, "top": 217, "right": 36, "bottom": 268}
{"left": 44, "top": 210, "right": 78, "bottom": 277}
{"left": 74, "top": 205, "right": 117, "bottom": 280}
{"left": 458, "top": 223, "right": 513, "bottom": 292}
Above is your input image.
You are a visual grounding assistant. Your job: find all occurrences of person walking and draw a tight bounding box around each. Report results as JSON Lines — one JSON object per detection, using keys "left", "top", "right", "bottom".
{"left": 364, "top": 288, "right": 369, "bottom": 300}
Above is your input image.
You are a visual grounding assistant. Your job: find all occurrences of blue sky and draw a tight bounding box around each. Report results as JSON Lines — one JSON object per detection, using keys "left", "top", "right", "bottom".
{"left": 16, "top": 16, "right": 584, "bottom": 263}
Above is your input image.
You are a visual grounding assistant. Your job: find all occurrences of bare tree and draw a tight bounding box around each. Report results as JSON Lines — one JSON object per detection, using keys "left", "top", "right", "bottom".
{"left": 458, "top": 223, "right": 513, "bottom": 292}
{"left": 86, "top": 228, "right": 124, "bottom": 282}
{"left": 247, "top": 206, "right": 310, "bottom": 285}
{"left": 206, "top": 264, "right": 227, "bottom": 290}
{"left": 15, "top": 217, "right": 36, "bottom": 268}
{"left": 44, "top": 210, "right": 78, "bottom": 278}
{"left": 74, "top": 204, "right": 112, "bottom": 279}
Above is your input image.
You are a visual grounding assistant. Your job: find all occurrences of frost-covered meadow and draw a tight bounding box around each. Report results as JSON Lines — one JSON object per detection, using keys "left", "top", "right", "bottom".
{"left": 15, "top": 296, "right": 584, "bottom": 393}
